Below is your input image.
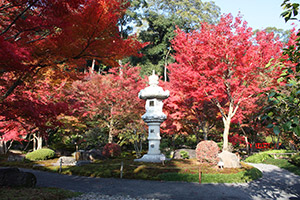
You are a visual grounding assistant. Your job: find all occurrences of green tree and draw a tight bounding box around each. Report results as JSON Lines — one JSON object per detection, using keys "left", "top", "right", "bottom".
{"left": 254, "top": 27, "right": 291, "bottom": 43}
{"left": 262, "top": 0, "right": 300, "bottom": 148}
{"left": 119, "top": 0, "right": 148, "bottom": 38}
{"left": 128, "top": 12, "right": 184, "bottom": 77}
{"left": 148, "top": 0, "right": 220, "bottom": 30}
{"left": 126, "top": 0, "right": 220, "bottom": 77}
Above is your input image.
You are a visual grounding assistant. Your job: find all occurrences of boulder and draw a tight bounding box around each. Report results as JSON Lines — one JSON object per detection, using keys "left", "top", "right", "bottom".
{"left": 173, "top": 149, "right": 196, "bottom": 159}
{"left": 218, "top": 151, "right": 241, "bottom": 168}
{"left": 0, "top": 168, "right": 36, "bottom": 187}
{"left": 7, "top": 154, "right": 25, "bottom": 162}
{"left": 56, "top": 156, "right": 77, "bottom": 166}
{"left": 88, "top": 149, "right": 106, "bottom": 161}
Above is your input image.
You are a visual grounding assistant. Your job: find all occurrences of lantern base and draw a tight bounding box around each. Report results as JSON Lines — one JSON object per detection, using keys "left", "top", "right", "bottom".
{"left": 134, "top": 154, "right": 167, "bottom": 163}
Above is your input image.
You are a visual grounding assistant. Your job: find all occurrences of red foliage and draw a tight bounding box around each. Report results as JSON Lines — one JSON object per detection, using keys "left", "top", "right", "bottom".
{"left": 0, "top": 0, "right": 145, "bottom": 142}
{"left": 228, "top": 134, "right": 245, "bottom": 146}
{"left": 0, "top": 76, "right": 69, "bottom": 141}
{"left": 102, "top": 143, "right": 121, "bottom": 158}
{"left": 196, "top": 140, "right": 220, "bottom": 165}
{"left": 167, "top": 14, "right": 284, "bottom": 150}
{"left": 66, "top": 65, "right": 146, "bottom": 142}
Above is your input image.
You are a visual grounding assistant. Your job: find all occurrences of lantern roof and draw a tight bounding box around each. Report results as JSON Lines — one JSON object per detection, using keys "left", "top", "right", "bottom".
{"left": 138, "top": 71, "right": 169, "bottom": 100}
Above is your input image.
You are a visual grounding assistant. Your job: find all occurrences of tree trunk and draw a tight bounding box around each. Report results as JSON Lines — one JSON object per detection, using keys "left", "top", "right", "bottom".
{"left": 33, "top": 133, "right": 43, "bottom": 151}
{"left": 91, "top": 59, "right": 95, "bottom": 73}
{"left": 0, "top": 140, "right": 7, "bottom": 154}
{"left": 108, "top": 118, "right": 114, "bottom": 143}
{"left": 37, "top": 134, "right": 43, "bottom": 150}
{"left": 245, "top": 136, "right": 250, "bottom": 154}
{"left": 33, "top": 134, "right": 36, "bottom": 151}
{"left": 201, "top": 123, "right": 209, "bottom": 141}
{"left": 222, "top": 118, "right": 231, "bottom": 151}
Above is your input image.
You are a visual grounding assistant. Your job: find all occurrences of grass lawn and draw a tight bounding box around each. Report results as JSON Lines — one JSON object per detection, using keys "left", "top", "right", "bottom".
{"left": 263, "top": 158, "right": 300, "bottom": 176}
{"left": 0, "top": 154, "right": 262, "bottom": 183}
{"left": 0, "top": 187, "right": 81, "bottom": 200}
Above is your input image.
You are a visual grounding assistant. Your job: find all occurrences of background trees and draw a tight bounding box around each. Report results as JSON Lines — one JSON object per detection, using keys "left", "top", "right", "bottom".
{"left": 127, "top": 0, "right": 221, "bottom": 77}
{"left": 166, "top": 14, "right": 284, "bottom": 151}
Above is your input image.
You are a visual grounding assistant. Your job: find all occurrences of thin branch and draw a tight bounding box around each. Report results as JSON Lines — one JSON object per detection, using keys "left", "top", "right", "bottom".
{"left": 0, "top": 0, "right": 39, "bottom": 36}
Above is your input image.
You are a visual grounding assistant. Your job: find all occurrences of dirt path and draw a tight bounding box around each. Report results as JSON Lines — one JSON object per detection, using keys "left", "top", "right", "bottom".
{"left": 18, "top": 164, "right": 300, "bottom": 200}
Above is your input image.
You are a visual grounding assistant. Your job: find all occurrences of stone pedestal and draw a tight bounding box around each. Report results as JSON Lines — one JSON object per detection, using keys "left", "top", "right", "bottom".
{"left": 135, "top": 122, "right": 166, "bottom": 163}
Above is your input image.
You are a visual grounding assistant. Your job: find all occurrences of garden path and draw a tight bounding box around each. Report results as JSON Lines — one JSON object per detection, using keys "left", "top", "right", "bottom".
{"left": 19, "top": 163, "right": 300, "bottom": 200}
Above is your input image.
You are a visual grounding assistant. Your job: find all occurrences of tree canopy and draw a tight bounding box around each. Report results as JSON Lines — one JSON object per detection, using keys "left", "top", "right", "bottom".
{"left": 167, "top": 14, "right": 284, "bottom": 150}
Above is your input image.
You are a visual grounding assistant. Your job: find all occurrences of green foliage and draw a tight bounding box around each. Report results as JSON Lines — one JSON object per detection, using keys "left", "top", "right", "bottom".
{"left": 128, "top": 12, "right": 181, "bottom": 76}
{"left": 25, "top": 148, "right": 56, "bottom": 161}
{"left": 244, "top": 150, "right": 296, "bottom": 163}
{"left": 291, "top": 152, "right": 300, "bottom": 166}
{"left": 81, "top": 127, "right": 108, "bottom": 149}
{"left": 254, "top": 27, "right": 291, "bottom": 43}
{"left": 261, "top": 2, "right": 300, "bottom": 144}
{"left": 244, "top": 153, "right": 271, "bottom": 163}
{"left": 148, "top": 0, "right": 220, "bottom": 29}
{"left": 119, "top": 0, "right": 148, "bottom": 38}
{"left": 281, "top": 0, "right": 299, "bottom": 22}
{"left": 180, "top": 151, "right": 190, "bottom": 159}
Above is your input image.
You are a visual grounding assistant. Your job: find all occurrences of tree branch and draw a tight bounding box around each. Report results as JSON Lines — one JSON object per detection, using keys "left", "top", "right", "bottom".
{"left": 0, "top": 0, "right": 39, "bottom": 36}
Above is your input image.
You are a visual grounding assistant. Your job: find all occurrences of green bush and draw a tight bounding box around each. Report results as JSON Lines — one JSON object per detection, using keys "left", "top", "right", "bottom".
{"left": 25, "top": 148, "right": 56, "bottom": 161}
{"left": 291, "top": 153, "right": 300, "bottom": 167}
{"left": 244, "top": 150, "right": 296, "bottom": 163}
{"left": 180, "top": 150, "right": 190, "bottom": 159}
{"left": 244, "top": 153, "right": 271, "bottom": 163}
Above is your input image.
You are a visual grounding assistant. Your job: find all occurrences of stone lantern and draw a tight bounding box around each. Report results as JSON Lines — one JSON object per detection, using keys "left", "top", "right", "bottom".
{"left": 135, "top": 71, "right": 170, "bottom": 163}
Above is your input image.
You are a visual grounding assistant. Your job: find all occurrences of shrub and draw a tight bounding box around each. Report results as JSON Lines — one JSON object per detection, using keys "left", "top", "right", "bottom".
{"left": 244, "top": 150, "right": 296, "bottom": 163}
{"left": 102, "top": 143, "right": 121, "bottom": 158}
{"left": 244, "top": 153, "right": 271, "bottom": 163}
{"left": 180, "top": 150, "right": 189, "bottom": 159}
{"left": 291, "top": 153, "right": 300, "bottom": 167}
{"left": 196, "top": 140, "right": 219, "bottom": 165}
{"left": 25, "top": 148, "right": 55, "bottom": 161}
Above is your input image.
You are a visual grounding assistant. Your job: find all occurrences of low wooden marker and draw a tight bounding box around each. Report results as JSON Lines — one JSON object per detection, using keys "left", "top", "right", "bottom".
{"left": 120, "top": 161, "right": 124, "bottom": 179}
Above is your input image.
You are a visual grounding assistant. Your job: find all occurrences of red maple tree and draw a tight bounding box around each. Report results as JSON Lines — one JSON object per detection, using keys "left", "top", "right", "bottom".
{"left": 167, "top": 14, "right": 283, "bottom": 151}
{"left": 0, "top": 0, "right": 145, "bottom": 149}
{"left": 65, "top": 65, "right": 146, "bottom": 143}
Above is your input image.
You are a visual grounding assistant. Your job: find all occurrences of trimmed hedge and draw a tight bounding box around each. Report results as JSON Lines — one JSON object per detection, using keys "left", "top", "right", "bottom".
{"left": 25, "top": 148, "right": 56, "bottom": 161}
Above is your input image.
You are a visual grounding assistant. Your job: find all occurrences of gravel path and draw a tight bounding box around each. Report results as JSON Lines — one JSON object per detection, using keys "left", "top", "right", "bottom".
{"left": 18, "top": 163, "right": 300, "bottom": 200}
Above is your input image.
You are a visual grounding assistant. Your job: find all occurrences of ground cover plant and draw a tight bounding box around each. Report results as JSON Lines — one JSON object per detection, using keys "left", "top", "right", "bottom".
{"left": 0, "top": 187, "right": 81, "bottom": 200}
{"left": 0, "top": 155, "right": 262, "bottom": 183}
